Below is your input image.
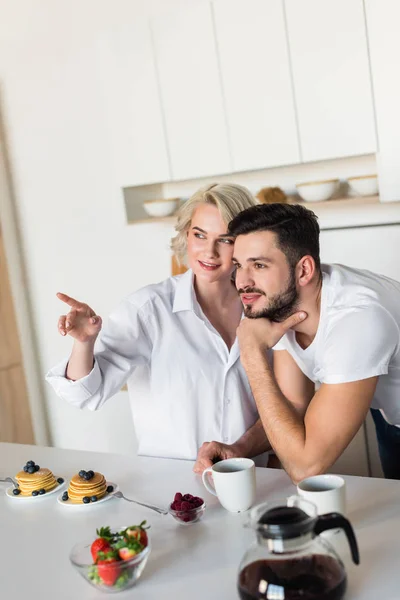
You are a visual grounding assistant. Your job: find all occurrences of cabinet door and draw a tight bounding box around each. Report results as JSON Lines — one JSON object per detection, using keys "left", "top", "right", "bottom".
{"left": 151, "top": 3, "right": 231, "bottom": 180}
{"left": 98, "top": 22, "right": 171, "bottom": 187}
{"left": 320, "top": 224, "right": 400, "bottom": 280}
{"left": 213, "top": 0, "right": 300, "bottom": 172}
{"left": 365, "top": 0, "right": 400, "bottom": 201}
{"left": 285, "top": 0, "right": 376, "bottom": 162}
{"left": 320, "top": 224, "right": 400, "bottom": 478}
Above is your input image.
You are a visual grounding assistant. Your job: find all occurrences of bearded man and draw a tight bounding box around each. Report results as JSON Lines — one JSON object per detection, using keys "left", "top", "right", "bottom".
{"left": 195, "top": 203, "right": 400, "bottom": 482}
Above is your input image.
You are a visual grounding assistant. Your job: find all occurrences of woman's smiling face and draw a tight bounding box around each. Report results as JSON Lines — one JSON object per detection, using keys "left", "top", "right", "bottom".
{"left": 186, "top": 203, "right": 235, "bottom": 283}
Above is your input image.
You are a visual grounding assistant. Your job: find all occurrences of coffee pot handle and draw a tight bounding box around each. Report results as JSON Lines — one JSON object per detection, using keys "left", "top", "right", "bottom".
{"left": 314, "top": 513, "right": 360, "bottom": 565}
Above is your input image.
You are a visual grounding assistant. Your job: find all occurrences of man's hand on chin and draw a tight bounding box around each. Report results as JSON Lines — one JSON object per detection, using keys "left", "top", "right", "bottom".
{"left": 193, "top": 441, "right": 243, "bottom": 474}
{"left": 237, "top": 311, "right": 307, "bottom": 354}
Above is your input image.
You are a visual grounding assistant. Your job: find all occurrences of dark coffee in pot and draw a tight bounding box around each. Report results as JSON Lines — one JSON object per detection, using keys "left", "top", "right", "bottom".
{"left": 238, "top": 555, "right": 346, "bottom": 600}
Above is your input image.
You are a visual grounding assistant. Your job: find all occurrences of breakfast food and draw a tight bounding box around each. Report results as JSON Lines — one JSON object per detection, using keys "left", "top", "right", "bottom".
{"left": 88, "top": 523, "right": 149, "bottom": 589}
{"left": 169, "top": 492, "right": 205, "bottom": 523}
{"left": 14, "top": 460, "right": 63, "bottom": 497}
{"left": 63, "top": 469, "right": 111, "bottom": 504}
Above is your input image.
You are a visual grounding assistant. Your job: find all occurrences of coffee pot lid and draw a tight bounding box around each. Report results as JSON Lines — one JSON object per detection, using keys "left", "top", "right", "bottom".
{"left": 257, "top": 505, "right": 316, "bottom": 540}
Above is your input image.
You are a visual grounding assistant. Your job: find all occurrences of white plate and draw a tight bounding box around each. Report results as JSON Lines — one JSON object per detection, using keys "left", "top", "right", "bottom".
{"left": 57, "top": 482, "right": 119, "bottom": 507}
{"left": 6, "top": 477, "right": 66, "bottom": 500}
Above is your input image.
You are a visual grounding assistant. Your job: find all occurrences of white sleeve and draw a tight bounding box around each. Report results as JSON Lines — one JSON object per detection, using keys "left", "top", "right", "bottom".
{"left": 272, "top": 335, "right": 288, "bottom": 351}
{"left": 319, "top": 306, "right": 399, "bottom": 384}
{"left": 45, "top": 297, "right": 152, "bottom": 410}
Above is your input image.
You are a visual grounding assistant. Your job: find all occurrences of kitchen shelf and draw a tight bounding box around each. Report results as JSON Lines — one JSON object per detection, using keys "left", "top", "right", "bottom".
{"left": 128, "top": 215, "right": 177, "bottom": 225}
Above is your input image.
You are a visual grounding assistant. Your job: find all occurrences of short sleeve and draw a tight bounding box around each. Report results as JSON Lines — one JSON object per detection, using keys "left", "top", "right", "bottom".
{"left": 319, "top": 306, "right": 399, "bottom": 384}
{"left": 272, "top": 336, "right": 288, "bottom": 351}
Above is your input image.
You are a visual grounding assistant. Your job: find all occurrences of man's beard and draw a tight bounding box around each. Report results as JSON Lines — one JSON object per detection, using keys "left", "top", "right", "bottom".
{"left": 239, "top": 269, "right": 300, "bottom": 323}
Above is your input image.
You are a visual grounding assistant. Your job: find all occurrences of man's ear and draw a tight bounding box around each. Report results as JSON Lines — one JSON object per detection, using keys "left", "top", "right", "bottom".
{"left": 297, "top": 256, "right": 316, "bottom": 287}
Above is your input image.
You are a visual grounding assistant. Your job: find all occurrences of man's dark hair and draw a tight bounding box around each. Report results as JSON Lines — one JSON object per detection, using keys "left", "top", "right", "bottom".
{"left": 228, "top": 203, "right": 321, "bottom": 274}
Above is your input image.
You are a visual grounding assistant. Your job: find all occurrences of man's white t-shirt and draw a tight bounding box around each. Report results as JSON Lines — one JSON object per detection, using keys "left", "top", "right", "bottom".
{"left": 274, "top": 264, "right": 400, "bottom": 425}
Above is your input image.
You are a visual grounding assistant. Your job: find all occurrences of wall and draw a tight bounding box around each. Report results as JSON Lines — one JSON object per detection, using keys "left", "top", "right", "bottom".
{"left": 0, "top": 0, "right": 397, "bottom": 457}
{"left": 0, "top": 0, "right": 202, "bottom": 455}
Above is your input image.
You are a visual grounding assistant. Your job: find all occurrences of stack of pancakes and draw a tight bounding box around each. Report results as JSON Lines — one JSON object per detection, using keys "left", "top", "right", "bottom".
{"left": 67, "top": 472, "right": 107, "bottom": 503}
{"left": 15, "top": 468, "right": 58, "bottom": 496}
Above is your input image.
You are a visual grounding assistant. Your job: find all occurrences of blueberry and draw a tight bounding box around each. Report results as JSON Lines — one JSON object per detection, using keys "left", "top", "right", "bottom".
{"left": 79, "top": 470, "right": 86, "bottom": 478}
{"left": 88, "top": 470, "right": 94, "bottom": 479}
{"left": 57, "top": 478, "right": 64, "bottom": 485}
{"left": 83, "top": 473, "right": 91, "bottom": 481}
{"left": 26, "top": 460, "right": 35, "bottom": 467}
{"left": 91, "top": 496, "right": 98, "bottom": 502}
{"left": 106, "top": 485, "right": 114, "bottom": 494}
{"left": 35, "top": 465, "right": 40, "bottom": 472}
{"left": 62, "top": 492, "right": 69, "bottom": 501}
{"left": 27, "top": 466, "right": 35, "bottom": 474}
{"left": 13, "top": 488, "right": 21, "bottom": 496}
{"left": 23, "top": 466, "right": 28, "bottom": 472}
{"left": 32, "top": 490, "right": 39, "bottom": 496}
{"left": 82, "top": 496, "right": 90, "bottom": 504}
{"left": 39, "top": 488, "right": 46, "bottom": 495}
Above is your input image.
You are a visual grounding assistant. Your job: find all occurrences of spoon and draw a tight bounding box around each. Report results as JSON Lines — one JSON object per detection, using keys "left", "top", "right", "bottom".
{"left": 112, "top": 491, "right": 168, "bottom": 515}
{"left": 0, "top": 477, "right": 19, "bottom": 489}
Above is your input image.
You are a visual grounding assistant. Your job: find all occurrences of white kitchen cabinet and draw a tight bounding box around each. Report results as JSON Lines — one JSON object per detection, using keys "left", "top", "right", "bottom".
{"left": 285, "top": 0, "right": 377, "bottom": 162}
{"left": 320, "top": 223, "right": 400, "bottom": 477}
{"left": 320, "top": 224, "right": 400, "bottom": 280}
{"left": 365, "top": 0, "right": 400, "bottom": 202}
{"left": 97, "top": 22, "right": 171, "bottom": 187}
{"left": 213, "top": 0, "right": 300, "bottom": 172}
{"left": 151, "top": 3, "right": 231, "bottom": 180}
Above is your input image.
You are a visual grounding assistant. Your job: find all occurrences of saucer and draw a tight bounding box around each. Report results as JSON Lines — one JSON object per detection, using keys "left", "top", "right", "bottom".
{"left": 6, "top": 477, "right": 66, "bottom": 500}
{"left": 57, "top": 482, "right": 118, "bottom": 507}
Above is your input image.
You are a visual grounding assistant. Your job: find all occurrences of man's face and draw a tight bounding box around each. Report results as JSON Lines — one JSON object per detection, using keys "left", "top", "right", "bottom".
{"left": 233, "top": 231, "right": 299, "bottom": 322}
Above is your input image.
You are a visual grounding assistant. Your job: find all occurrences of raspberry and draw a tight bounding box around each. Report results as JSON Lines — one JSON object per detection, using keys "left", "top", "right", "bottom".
{"left": 170, "top": 502, "right": 177, "bottom": 510}
{"left": 192, "top": 498, "right": 203, "bottom": 508}
{"left": 181, "top": 501, "right": 192, "bottom": 511}
{"left": 174, "top": 502, "right": 182, "bottom": 511}
{"left": 174, "top": 492, "right": 183, "bottom": 503}
{"left": 183, "top": 494, "right": 193, "bottom": 501}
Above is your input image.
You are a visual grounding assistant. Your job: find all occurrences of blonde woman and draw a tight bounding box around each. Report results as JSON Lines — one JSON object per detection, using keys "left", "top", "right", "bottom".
{"left": 46, "top": 183, "right": 271, "bottom": 465}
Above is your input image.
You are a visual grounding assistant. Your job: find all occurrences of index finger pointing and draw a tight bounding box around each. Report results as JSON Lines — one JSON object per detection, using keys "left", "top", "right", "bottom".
{"left": 56, "top": 292, "right": 83, "bottom": 308}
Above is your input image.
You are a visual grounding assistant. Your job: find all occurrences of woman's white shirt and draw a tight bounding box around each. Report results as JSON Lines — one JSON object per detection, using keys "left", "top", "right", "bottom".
{"left": 46, "top": 270, "right": 262, "bottom": 460}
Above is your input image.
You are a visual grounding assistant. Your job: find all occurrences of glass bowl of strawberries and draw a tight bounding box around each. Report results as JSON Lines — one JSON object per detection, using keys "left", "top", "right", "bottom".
{"left": 70, "top": 523, "right": 151, "bottom": 592}
{"left": 168, "top": 492, "right": 206, "bottom": 525}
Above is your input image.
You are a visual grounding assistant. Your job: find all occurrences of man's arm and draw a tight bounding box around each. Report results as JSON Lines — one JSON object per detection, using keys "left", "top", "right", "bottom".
{"left": 243, "top": 344, "right": 377, "bottom": 483}
{"left": 273, "top": 349, "right": 315, "bottom": 417}
{"left": 193, "top": 418, "right": 270, "bottom": 474}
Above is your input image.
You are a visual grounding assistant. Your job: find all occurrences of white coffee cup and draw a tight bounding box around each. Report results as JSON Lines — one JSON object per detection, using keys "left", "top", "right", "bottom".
{"left": 202, "top": 457, "right": 256, "bottom": 512}
{"left": 297, "top": 474, "right": 346, "bottom": 516}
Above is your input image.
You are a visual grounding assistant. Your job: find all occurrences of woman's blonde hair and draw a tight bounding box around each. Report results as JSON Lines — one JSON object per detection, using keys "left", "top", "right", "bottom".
{"left": 171, "top": 183, "right": 257, "bottom": 264}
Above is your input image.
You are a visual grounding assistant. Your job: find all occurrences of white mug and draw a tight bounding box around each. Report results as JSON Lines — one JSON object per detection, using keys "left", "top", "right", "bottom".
{"left": 297, "top": 474, "right": 346, "bottom": 516}
{"left": 202, "top": 457, "right": 256, "bottom": 512}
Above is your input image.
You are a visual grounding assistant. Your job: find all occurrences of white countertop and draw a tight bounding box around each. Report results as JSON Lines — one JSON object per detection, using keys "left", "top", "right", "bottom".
{"left": 1, "top": 442, "right": 400, "bottom": 599}
{"left": 303, "top": 195, "right": 400, "bottom": 230}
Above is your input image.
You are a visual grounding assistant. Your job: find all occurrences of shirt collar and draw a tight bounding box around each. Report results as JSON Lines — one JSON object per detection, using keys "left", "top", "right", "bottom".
{"left": 172, "top": 269, "right": 196, "bottom": 313}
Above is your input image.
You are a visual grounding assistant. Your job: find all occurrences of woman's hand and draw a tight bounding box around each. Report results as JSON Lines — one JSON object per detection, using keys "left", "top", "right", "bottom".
{"left": 193, "top": 441, "right": 244, "bottom": 474}
{"left": 57, "top": 292, "right": 102, "bottom": 343}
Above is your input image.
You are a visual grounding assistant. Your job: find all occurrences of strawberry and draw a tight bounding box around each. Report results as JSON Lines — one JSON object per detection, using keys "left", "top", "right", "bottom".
{"left": 118, "top": 547, "right": 138, "bottom": 561}
{"left": 96, "top": 550, "right": 120, "bottom": 587}
{"left": 124, "top": 521, "right": 149, "bottom": 547}
{"left": 91, "top": 539, "right": 111, "bottom": 562}
{"left": 91, "top": 527, "right": 113, "bottom": 561}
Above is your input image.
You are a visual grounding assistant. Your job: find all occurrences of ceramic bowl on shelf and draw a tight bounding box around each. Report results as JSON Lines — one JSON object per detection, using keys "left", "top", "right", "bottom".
{"left": 348, "top": 174, "right": 378, "bottom": 197}
{"left": 296, "top": 179, "right": 339, "bottom": 203}
{"left": 143, "top": 198, "right": 179, "bottom": 218}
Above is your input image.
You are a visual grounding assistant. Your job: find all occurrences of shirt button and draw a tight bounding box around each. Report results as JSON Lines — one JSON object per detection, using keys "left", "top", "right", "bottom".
{"left": 225, "top": 398, "right": 231, "bottom": 405}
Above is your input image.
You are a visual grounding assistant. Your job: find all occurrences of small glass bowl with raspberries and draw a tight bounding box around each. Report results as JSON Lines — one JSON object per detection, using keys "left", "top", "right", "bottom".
{"left": 168, "top": 492, "right": 206, "bottom": 525}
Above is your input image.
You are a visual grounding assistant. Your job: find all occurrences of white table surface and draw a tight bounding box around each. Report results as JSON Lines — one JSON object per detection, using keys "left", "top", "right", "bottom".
{"left": 1, "top": 442, "right": 399, "bottom": 599}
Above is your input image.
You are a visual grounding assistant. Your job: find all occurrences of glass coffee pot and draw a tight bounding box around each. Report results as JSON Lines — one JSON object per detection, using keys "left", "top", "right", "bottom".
{"left": 238, "top": 496, "right": 359, "bottom": 600}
